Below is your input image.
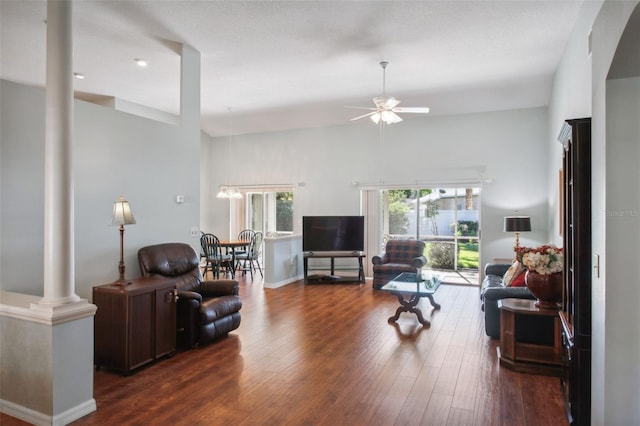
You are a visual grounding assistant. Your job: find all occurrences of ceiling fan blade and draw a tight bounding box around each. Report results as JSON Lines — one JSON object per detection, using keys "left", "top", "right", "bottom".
{"left": 392, "top": 107, "right": 430, "bottom": 114}
{"left": 384, "top": 97, "right": 401, "bottom": 109}
{"left": 373, "top": 96, "right": 401, "bottom": 109}
{"left": 373, "top": 96, "right": 387, "bottom": 108}
{"left": 350, "top": 111, "right": 378, "bottom": 121}
{"left": 345, "top": 106, "right": 377, "bottom": 110}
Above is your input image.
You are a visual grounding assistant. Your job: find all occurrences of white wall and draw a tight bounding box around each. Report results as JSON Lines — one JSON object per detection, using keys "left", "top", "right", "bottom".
{"left": 548, "top": 1, "right": 640, "bottom": 423}
{"left": 603, "top": 75, "right": 640, "bottom": 424}
{"left": 0, "top": 79, "right": 201, "bottom": 300}
{"left": 593, "top": 3, "right": 640, "bottom": 424}
{"left": 547, "top": 1, "right": 603, "bottom": 245}
{"left": 203, "top": 107, "right": 551, "bottom": 275}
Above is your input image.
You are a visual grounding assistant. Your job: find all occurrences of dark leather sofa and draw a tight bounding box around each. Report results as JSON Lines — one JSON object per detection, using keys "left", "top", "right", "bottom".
{"left": 481, "top": 263, "right": 538, "bottom": 339}
{"left": 138, "top": 242, "right": 242, "bottom": 348}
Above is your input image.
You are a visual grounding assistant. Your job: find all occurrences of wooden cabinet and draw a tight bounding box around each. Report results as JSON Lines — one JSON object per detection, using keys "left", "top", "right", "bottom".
{"left": 558, "top": 117, "right": 591, "bottom": 425}
{"left": 93, "top": 276, "right": 177, "bottom": 375}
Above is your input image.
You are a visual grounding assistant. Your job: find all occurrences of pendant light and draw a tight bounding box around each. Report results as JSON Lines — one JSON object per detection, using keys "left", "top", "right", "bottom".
{"left": 217, "top": 107, "right": 242, "bottom": 199}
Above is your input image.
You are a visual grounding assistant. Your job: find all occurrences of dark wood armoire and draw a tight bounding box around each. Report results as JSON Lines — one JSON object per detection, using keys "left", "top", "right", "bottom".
{"left": 558, "top": 117, "right": 591, "bottom": 425}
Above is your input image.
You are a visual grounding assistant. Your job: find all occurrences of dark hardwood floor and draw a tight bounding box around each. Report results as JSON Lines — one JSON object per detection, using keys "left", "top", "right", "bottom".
{"left": 2, "top": 273, "right": 567, "bottom": 425}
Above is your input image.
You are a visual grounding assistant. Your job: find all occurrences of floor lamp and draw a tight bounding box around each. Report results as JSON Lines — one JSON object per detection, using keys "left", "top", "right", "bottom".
{"left": 504, "top": 215, "right": 531, "bottom": 255}
{"left": 112, "top": 196, "right": 136, "bottom": 285}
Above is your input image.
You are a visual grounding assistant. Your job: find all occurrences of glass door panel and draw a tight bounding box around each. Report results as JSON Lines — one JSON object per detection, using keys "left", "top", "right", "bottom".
{"left": 381, "top": 187, "right": 480, "bottom": 285}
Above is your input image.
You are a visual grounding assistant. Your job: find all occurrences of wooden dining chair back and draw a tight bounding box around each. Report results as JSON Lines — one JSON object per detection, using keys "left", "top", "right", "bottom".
{"left": 237, "top": 229, "right": 255, "bottom": 242}
{"left": 235, "top": 229, "right": 255, "bottom": 257}
{"left": 237, "top": 231, "right": 264, "bottom": 280}
{"left": 200, "top": 233, "right": 233, "bottom": 279}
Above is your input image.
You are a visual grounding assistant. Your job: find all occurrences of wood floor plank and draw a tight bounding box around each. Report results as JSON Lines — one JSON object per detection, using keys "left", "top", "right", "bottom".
{"left": 0, "top": 277, "right": 568, "bottom": 426}
{"left": 451, "top": 352, "right": 481, "bottom": 411}
{"left": 394, "top": 365, "right": 439, "bottom": 425}
{"left": 420, "top": 392, "right": 453, "bottom": 426}
{"left": 447, "top": 407, "right": 475, "bottom": 426}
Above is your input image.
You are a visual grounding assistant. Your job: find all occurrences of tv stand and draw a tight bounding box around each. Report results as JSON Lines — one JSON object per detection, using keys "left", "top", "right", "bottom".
{"left": 303, "top": 251, "right": 365, "bottom": 284}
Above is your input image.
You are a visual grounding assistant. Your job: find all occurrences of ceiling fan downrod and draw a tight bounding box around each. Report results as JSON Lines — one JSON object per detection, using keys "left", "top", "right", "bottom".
{"left": 380, "top": 61, "right": 389, "bottom": 97}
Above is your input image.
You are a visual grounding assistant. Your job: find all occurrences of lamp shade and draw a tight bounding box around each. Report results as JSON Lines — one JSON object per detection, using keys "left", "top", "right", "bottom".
{"left": 504, "top": 216, "right": 531, "bottom": 232}
{"left": 112, "top": 196, "right": 136, "bottom": 226}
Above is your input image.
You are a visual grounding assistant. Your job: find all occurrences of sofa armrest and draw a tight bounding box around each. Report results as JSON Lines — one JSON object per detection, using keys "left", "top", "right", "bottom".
{"left": 372, "top": 254, "right": 388, "bottom": 265}
{"left": 177, "top": 290, "right": 202, "bottom": 304}
{"left": 412, "top": 255, "right": 427, "bottom": 268}
{"left": 483, "top": 286, "right": 532, "bottom": 302}
{"left": 201, "top": 279, "right": 239, "bottom": 297}
{"left": 484, "top": 263, "right": 511, "bottom": 277}
{"left": 483, "top": 287, "right": 534, "bottom": 338}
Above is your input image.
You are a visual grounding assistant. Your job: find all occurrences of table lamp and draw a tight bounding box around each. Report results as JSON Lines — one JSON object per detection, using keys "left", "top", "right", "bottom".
{"left": 504, "top": 215, "right": 531, "bottom": 253}
{"left": 112, "top": 196, "right": 136, "bottom": 285}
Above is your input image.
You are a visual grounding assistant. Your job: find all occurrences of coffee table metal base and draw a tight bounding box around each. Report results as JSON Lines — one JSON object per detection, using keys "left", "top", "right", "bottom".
{"left": 388, "top": 293, "right": 441, "bottom": 327}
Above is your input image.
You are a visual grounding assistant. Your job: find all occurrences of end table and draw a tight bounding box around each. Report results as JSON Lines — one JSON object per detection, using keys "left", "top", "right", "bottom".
{"left": 498, "top": 298, "right": 561, "bottom": 376}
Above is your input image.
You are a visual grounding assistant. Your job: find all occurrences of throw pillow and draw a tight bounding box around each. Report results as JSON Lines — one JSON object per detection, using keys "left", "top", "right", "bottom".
{"left": 503, "top": 260, "right": 524, "bottom": 286}
{"left": 510, "top": 271, "right": 526, "bottom": 287}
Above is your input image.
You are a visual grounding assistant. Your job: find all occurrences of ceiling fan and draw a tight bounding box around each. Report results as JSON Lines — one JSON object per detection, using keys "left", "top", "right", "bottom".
{"left": 347, "top": 61, "right": 430, "bottom": 124}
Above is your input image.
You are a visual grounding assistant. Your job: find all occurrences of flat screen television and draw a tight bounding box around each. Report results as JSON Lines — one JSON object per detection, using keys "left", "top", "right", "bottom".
{"left": 302, "top": 216, "right": 364, "bottom": 253}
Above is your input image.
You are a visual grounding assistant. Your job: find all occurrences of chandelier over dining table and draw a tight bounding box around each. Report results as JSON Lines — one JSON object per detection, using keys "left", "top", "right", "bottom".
{"left": 217, "top": 185, "right": 242, "bottom": 199}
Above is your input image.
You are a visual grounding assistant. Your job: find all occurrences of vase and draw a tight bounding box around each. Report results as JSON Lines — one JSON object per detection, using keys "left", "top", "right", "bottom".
{"left": 524, "top": 271, "right": 563, "bottom": 309}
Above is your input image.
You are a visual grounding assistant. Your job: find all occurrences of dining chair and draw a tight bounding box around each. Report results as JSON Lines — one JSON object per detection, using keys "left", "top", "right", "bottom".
{"left": 236, "top": 231, "right": 264, "bottom": 280}
{"left": 200, "top": 233, "right": 234, "bottom": 279}
{"left": 234, "top": 229, "right": 255, "bottom": 257}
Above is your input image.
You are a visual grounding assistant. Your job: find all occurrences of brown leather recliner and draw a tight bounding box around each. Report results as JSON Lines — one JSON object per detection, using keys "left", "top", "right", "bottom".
{"left": 138, "top": 242, "right": 242, "bottom": 348}
{"left": 372, "top": 239, "right": 427, "bottom": 289}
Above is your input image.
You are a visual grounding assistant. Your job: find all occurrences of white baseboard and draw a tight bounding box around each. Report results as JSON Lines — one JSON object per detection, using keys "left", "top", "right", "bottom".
{"left": 1, "top": 398, "right": 96, "bottom": 426}
{"left": 263, "top": 274, "right": 303, "bottom": 289}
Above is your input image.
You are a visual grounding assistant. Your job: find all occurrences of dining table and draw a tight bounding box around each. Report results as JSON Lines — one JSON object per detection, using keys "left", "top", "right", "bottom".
{"left": 217, "top": 239, "right": 250, "bottom": 278}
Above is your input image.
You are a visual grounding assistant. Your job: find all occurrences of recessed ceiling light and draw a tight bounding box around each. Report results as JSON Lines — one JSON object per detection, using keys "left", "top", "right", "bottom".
{"left": 73, "top": 72, "right": 85, "bottom": 79}
{"left": 134, "top": 58, "right": 147, "bottom": 67}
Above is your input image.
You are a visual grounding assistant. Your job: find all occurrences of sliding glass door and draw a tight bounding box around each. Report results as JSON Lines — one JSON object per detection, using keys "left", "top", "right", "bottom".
{"left": 381, "top": 187, "right": 480, "bottom": 283}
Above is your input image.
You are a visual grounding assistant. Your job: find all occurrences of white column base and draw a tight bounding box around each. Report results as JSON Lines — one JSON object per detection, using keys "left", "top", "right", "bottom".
{"left": 1, "top": 291, "right": 97, "bottom": 425}
{"left": 0, "top": 398, "right": 96, "bottom": 426}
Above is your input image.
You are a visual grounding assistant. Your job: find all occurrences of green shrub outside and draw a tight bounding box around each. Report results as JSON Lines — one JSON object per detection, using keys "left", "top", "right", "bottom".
{"left": 426, "top": 241, "right": 457, "bottom": 269}
{"left": 425, "top": 241, "right": 479, "bottom": 270}
{"left": 450, "top": 220, "right": 478, "bottom": 237}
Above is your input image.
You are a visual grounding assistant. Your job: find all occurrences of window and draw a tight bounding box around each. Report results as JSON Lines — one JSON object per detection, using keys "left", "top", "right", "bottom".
{"left": 245, "top": 190, "right": 294, "bottom": 236}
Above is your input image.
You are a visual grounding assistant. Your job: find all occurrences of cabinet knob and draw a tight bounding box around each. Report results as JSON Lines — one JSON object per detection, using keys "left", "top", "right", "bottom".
{"left": 165, "top": 289, "right": 179, "bottom": 304}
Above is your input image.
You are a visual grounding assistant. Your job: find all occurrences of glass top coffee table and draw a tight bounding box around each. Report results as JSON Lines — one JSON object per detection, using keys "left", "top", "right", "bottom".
{"left": 380, "top": 271, "right": 442, "bottom": 327}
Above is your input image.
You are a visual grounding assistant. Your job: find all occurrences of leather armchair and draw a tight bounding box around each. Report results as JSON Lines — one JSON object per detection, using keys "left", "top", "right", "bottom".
{"left": 138, "top": 242, "right": 242, "bottom": 348}
{"left": 372, "top": 240, "right": 427, "bottom": 289}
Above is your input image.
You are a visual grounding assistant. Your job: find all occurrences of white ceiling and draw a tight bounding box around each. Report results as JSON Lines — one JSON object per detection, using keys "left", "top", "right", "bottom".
{"left": 0, "top": 1, "right": 585, "bottom": 137}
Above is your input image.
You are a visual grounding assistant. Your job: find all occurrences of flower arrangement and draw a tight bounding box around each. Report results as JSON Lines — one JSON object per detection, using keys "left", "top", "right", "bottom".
{"left": 516, "top": 244, "right": 564, "bottom": 275}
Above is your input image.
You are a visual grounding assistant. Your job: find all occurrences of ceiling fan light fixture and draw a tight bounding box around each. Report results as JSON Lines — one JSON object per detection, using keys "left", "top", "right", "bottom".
{"left": 382, "top": 110, "right": 402, "bottom": 124}
{"left": 371, "top": 110, "right": 404, "bottom": 124}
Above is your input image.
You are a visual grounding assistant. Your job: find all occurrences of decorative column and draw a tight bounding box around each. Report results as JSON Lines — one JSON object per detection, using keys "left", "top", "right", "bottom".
{"left": 2, "top": 2, "right": 98, "bottom": 422}
{"left": 40, "top": 0, "right": 79, "bottom": 305}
